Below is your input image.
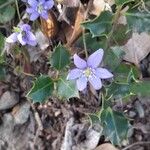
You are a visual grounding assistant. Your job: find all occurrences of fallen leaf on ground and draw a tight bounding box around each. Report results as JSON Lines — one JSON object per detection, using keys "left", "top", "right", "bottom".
{"left": 122, "top": 32, "right": 150, "bottom": 65}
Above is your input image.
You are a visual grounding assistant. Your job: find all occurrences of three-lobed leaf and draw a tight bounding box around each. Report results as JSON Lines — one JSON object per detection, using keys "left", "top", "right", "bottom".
{"left": 100, "top": 107, "right": 130, "bottom": 145}
{"left": 125, "top": 10, "right": 150, "bottom": 33}
{"left": 82, "top": 11, "right": 113, "bottom": 37}
{"left": 50, "top": 44, "right": 70, "bottom": 70}
{"left": 57, "top": 75, "right": 79, "bottom": 100}
{"left": 104, "top": 46, "right": 124, "bottom": 71}
{"left": 27, "top": 75, "right": 54, "bottom": 103}
{"left": 130, "top": 81, "right": 150, "bottom": 96}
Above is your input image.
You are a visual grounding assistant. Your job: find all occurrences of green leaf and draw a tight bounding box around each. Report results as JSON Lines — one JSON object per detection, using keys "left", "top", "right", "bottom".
{"left": 107, "top": 82, "right": 131, "bottom": 100}
{"left": 27, "top": 75, "right": 54, "bottom": 103}
{"left": 0, "top": 65, "right": 6, "bottom": 81}
{"left": 125, "top": 10, "right": 150, "bottom": 33}
{"left": 50, "top": 44, "right": 70, "bottom": 70}
{"left": 114, "top": 63, "right": 140, "bottom": 83}
{"left": 88, "top": 114, "right": 100, "bottom": 124}
{"left": 0, "top": 33, "right": 4, "bottom": 52}
{"left": 101, "top": 107, "right": 130, "bottom": 145}
{"left": 56, "top": 75, "right": 79, "bottom": 100}
{"left": 112, "top": 25, "right": 131, "bottom": 46}
{"left": 82, "top": 11, "right": 113, "bottom": 37}
{"left": 115, "top": 0, "right": 134, "bottom": 6}
{"left": 130, "top": 80, "right": 150, "bottom": 96}
{"left": 104, "top": 47, "right": 124, "bottom": 71}
{"left": 76, "top": 33, "right": 102, "bottom": 51}
{"left": 0, "top": 5, "right": 15, "bottom": 23}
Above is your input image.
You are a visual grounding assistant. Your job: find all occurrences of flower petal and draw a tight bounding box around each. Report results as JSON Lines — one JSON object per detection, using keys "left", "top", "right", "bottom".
{"left": 20, "top": 24, "right": 31, "bottom": 31}
{"left": 26, "top": 8, "right": 35, "bottom": 13}
{"left": 73, "top": 54, "right": 87, "bottom": 69}
{"left": 44, "top": 0, "right": 54, "bottom": 9}
{"left": 6, "top": 33, "right": 18, "bottom": 43}
{"left": 30, "top": 12, "right": 39, "bottom": 21}
{"left": 40, "top": 11, "right": 49, "bottom": 20}
{"left": 28, "top": 0, "right": 38, "bottom": 7}
{"left": 67, "top": 68, "right": 82, "bottom": 80}
{"left": 89, "top": 75, "right": 102, "bottom": 90}
{"left": 17, "top": 33, "right": 26, "bottom": 45}
{"left": 87, "top": 49, "right": 104, "bottom": 68}
{"left": 95, "top": 68, "right": 113, "bottom": 79}
{"left": 26, "top": 32, "right": 37, "bottom": 46}
{"left": 77, "top": 76, "right": 87, "bottom": 91}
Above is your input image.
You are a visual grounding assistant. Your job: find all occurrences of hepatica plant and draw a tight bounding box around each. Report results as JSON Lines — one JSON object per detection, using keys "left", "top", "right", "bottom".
{"left": 67, "top": 49, "right": 113, "bottom": 91}
{"left": 4, "top": 0, "right": 150, "bottom": 147}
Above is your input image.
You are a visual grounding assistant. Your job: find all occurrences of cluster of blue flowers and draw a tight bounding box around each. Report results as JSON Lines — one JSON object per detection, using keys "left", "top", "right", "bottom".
{"left": 6, "top": 0, "right": 113, "bottom": 91}
{"left": 6, "top": 0, "right": 54, "bottom": 46}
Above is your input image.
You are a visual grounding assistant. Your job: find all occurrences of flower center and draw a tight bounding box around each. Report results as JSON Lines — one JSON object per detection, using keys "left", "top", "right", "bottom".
{"left": 37, "top": 4, "right": 44, "bottom": 14}
{"left": 13, "top": 27, "right": 21, "bottom": 33}
{"left": 84, "top": 68, "right": 92, "bottom": 77}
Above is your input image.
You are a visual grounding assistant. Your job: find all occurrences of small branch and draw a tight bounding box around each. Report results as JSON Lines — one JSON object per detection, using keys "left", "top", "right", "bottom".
{"left": 15, "top": 0, "right": 21, "bottom": 21}
{"left": 122, "top": 141, "right": 150, "bottom": 150}
{"left": 82, "top": 29, "right": 88, "bottom": 59}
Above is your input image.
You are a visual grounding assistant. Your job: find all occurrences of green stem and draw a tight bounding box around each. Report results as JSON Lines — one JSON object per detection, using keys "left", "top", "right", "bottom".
{"left": 82, "top": 29, "right": 88, "bottom": 59}
{"left": 0, "top": 0, "right": 14, "bottom": 9}
{"left": 15, "top": 0, "right": 21, "bottom": 21}
{"left": 105, "top": 6, "right": 122, "bottom": 50}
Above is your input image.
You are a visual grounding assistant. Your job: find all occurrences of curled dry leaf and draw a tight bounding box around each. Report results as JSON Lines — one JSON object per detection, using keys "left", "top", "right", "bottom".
{"left": 122, "top": 32, "right": 150, "bottom": 65}
{"left": 66, "top": 5, "right": 87, "bottom": 47}
{"left": 40, "top": 11, "right": 58, "bottom": 39}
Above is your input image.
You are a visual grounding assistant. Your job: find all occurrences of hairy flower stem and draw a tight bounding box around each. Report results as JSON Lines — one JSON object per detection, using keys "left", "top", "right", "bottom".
{"left": 15, "top": 0, "right": 21, "bottom": 21}
{"left": 106, "top": 6, "right": 122, "bottom": 50}
{"left": 82, "top": 29, "right": 88, "bottom": 59}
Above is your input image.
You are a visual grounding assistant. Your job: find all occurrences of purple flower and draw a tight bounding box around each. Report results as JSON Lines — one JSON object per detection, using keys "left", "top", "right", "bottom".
{"left": 26, "top": 0, "right": 54, "bottom": 21}
{"left": 6, "top": 24, "right": 37, "bottom": 46}
{"left": 67, "top": 49, "right": 113, "bottom": 91}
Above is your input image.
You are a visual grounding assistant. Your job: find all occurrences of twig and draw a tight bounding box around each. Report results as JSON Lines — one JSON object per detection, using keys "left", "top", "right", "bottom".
{"left": 30, "top": 103, "right": 43, "bottom": 130}
{"left": 122, "top": 141, "right": 150, "bottom": 150}
{"left": 15, "top": 0, "right": 21, "bottom": 21}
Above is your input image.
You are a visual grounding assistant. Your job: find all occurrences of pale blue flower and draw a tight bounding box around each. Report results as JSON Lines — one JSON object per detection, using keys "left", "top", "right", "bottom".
{"left": 6, "top": 24, "right": 37, "bottom": 46}
{"left": 67, "top": 49, "right": 113, "bottom": 91}
{"left": 26, "top": 0, "right": 54, "bottom": 21}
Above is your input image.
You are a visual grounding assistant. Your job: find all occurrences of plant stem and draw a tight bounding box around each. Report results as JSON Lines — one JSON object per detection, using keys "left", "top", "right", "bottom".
{"left": 15, "top": 0, "right": 21, "bottom": 21}
{"left": 0, "top": 0, "right": 14, "bottom": 9}
{"left": 106, "top": 6, "right": 122, "bottom": 50}
{"left": 82, "top": 29, "right": 88, "bottom": 59}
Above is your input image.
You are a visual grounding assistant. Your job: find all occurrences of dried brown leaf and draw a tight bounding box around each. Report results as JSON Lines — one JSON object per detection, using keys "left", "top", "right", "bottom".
{"left": 66, "top": 5, "right": 87, "bottom": 46}
{"left": 122, "top": 32, "right": 150, "bottom": 65}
